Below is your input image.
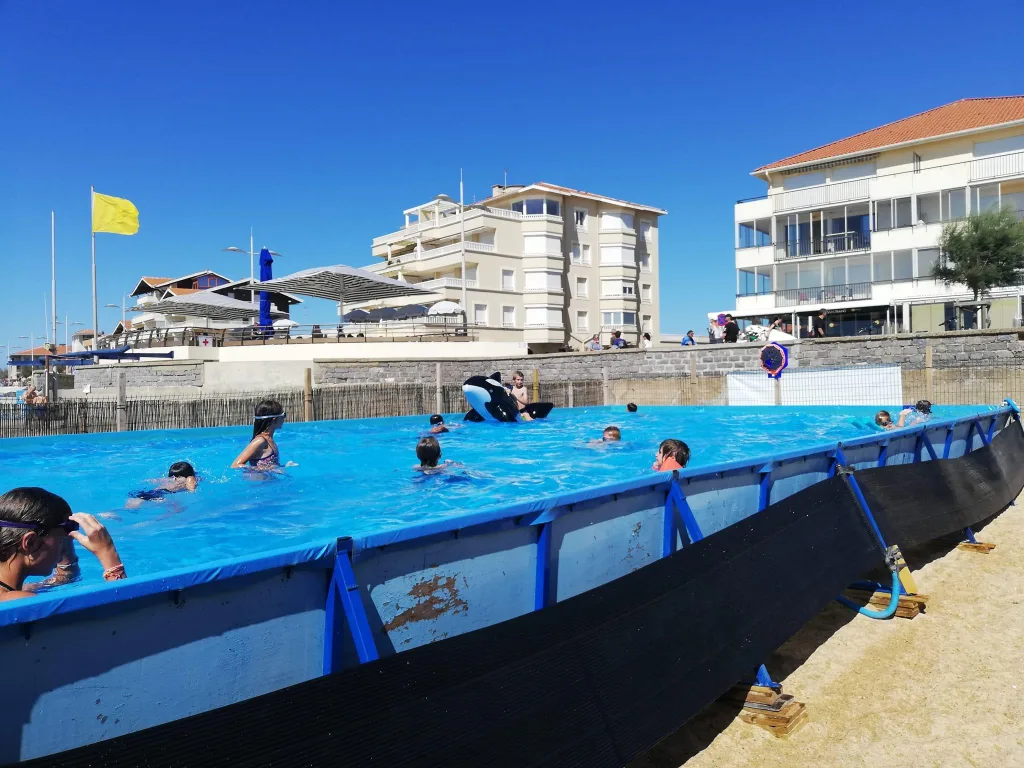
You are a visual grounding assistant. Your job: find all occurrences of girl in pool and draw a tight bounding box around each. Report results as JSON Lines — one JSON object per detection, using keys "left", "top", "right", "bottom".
{"left": 0, "top": 487, "right": 126, "bottom": 601}
{"left": 231, "top": 399, "right": 286, "bottom": 470}
{"left": 653, "top": 439, "right": 690, "bottom": 472}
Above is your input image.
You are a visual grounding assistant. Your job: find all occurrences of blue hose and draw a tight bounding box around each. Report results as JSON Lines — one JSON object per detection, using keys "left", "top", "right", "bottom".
{"left": 837, "top": 570, "right": 900, "bottom": 619}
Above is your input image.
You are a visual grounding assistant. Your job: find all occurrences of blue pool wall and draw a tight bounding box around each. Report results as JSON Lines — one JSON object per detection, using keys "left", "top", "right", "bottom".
{"left": 0, "top": 407, "right": 1008, "bottom": 762}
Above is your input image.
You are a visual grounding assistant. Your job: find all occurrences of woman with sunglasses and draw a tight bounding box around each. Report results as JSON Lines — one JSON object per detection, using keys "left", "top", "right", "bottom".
{"left": 0, "top": 487, "right": 125, "bottom": 602}
{"left": 231, "top": 399, "right": 286, "bottom": 470}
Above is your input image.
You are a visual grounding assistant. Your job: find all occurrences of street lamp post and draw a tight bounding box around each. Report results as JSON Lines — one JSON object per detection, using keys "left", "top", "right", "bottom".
{"left": 224, "top": 232, "right": 282, "bottom": 306}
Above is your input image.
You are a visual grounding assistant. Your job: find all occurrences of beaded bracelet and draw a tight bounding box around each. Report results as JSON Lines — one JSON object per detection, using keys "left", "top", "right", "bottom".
{"left": 103, "top": 564, "right": 126, "bottom": 581}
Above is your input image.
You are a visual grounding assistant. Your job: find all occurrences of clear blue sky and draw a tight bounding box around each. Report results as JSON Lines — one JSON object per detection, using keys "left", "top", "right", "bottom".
{"left": 2, "top": 0, "right": 1022, "bottom": 350}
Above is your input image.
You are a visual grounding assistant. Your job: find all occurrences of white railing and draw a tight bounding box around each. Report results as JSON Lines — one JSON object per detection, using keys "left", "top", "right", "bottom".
{"left": 971, "top": 150, "right": 1024, "bottom": 182}
{"left": 400, "top": 241, "right": 496, "bottom": 262}
{"left": 415, "top": 278, "right": 478, "bottom": 291}
{"left": 485, "top": 206, "right": 524, "bottom": 220}
{"left": 772, "top": 178, "right": 871, "bottom": 213}
{"left": 523, "top": 214, "right": 564, "bottom": 223}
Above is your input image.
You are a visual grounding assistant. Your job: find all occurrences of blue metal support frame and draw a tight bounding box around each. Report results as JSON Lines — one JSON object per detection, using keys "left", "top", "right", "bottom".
{"left": 833, "top": 448, "right": 888, "bottom": 551}
{"left": 963, "top": 526, "right": 978, "bottom": 544}
{"left": 943, "top": 426, "right": 954, "bottom": 459}
{"left": 323, "top": 544, "right": 379, "bottom": 674}
{"left": 758, "top": 464, "right": 774, "bottom": 509}
{"left": 534, "top": 522, "right": 552, "bottom": 611}
{"left": 662, "top": 477, "right": 704, "bottom": 557}
{"left": 975, "top": 418, "right": 991, "bottom": 447}
{"left": 876, "top": 440, "right": 889, "bottom": 468}
{"left": 915, "top": 427, "right": 939, "bottom": 462}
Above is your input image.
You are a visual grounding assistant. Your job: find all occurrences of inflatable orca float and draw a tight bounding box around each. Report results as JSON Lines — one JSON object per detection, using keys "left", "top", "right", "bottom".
{"left": 462, "top": 373, "right": 554, "bottom": 423}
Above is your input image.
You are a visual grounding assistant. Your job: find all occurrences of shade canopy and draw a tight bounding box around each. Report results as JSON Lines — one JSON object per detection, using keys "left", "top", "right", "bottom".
{"left": 342, "top": 309, "right": 371, "bottom": 322}
{"left": 367, "top": 307, "right": 399, "bottom": 322}
{"left": 395, "top": 303, "right": 429, "bottom": 320}
{"left": 273, "top": 318, "right": 299, "bottom": 328}
{"left": 428, "top": 300, "right": 464, "bottom": 316}
{"left": 255, "top": 265, "right": 434, "bottom": 307}
{"left": 130, "top": 292, "right": 286, "bottom": 322}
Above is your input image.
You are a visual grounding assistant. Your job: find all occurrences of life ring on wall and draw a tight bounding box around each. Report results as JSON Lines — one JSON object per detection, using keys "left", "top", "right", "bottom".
{"left": 759, "top": 343, "right": 789, "bottom": 379}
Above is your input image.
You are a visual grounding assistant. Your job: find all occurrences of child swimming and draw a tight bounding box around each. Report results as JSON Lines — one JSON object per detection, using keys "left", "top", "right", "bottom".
{"left": 653, "top": 439, "right": 690, "bottom": 472}
{"left": 627, "top": 403, "right": 638, "bottom": 413}
{"left": 126, "top": 462, "right": 199, "bottom": 508}
{"left": 590, "top": 426, "right": 621, "bottom": 444}
{"left": 429, "top": 414, "right": 449, "bottom": 434}
{"left": 232, "top": 400, "right": 286, "bottom": 470}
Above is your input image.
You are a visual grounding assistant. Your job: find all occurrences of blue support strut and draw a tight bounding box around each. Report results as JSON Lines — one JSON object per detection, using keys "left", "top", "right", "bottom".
{"left": 323, "top": 547, "right": 379, "bottom": 674}
{"left": 534, "top": 522, "right": 552, "bottom": 611}
{"left": 663, "top": 475, "right": 704, "bottom": 557}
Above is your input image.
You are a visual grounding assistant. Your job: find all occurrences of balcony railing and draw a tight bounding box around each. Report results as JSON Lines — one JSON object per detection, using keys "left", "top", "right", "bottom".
{"left": 772, "top": 178, "right": 870, "bottom": 213}
{"left": 414, "top": 278, "right": 478, "bottom": 291}
{"left": 775, "top": 282, "right": 872, "bottom": 308}
{"left": 399, "top": 241, "right": 496, "bottom": 263}
{"left": 971, "top": 150, "right": 1024, "bottom": 182}
{"left": 373, "top": 207, "right": 523, "bottom": 246}
{"left": 774, "top": 231, "right": 871, "bottom": 261}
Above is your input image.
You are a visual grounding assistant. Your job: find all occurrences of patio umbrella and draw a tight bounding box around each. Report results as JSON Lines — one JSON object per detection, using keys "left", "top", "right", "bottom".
{"left": 258, "top": 248, "right": 274, "bottom": 332}
{"left": 272, "top": 318, "right": 299, "bottom": 328}
{"left": 367, "top": 307, "right": 399, "bottom": 322}
{"left": 343, "top": 309, "right": 371, "bottom": 322}
{"left": 428, "top": 300, "right": 464, "bottom": 316}
{"left": 395, "top": 304, "right": 429, "bottom": 320}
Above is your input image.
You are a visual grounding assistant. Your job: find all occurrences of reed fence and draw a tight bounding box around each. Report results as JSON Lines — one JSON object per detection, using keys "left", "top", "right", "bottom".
{"left": 2, "top": 361, "right": 1023, "bottom": 439}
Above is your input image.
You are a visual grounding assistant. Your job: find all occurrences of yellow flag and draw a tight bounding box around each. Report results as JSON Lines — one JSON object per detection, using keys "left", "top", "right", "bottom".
{"left": 92, "top": 191, "right": 139, "bottom": 235}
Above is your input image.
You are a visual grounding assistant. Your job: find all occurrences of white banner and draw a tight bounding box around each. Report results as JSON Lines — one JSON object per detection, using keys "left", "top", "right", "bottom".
{"left": 727, "top": 365, "right": 903, "bottom": 406}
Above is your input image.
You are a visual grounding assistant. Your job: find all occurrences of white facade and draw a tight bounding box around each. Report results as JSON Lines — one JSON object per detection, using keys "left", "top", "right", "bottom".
{"left": 365, "top": 182, "right": 666, "bottom": 352}
{"left": 730, "top": 115, "right": 1024, "bottom": 336}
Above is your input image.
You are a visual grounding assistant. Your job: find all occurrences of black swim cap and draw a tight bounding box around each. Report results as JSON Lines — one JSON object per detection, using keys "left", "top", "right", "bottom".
{"left": 429, "top": 414, "right": 443, "bottom": 425}
{"left": 627, "top": 403, "right": 638, "bottom": 413}
{"left": 168, "top": 461, "right": 196, "bottom": 478}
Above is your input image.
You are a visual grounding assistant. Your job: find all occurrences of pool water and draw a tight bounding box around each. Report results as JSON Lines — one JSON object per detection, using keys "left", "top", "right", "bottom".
{"left": 0, "top": 404, "right": 991, "bottom": 582}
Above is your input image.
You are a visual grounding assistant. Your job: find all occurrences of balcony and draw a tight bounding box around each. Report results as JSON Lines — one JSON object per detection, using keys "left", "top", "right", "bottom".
{"left": 775, "top": 282, "right": 872, "bottom": 308}
{"left": 772, "top": 178, "right": 870, "bottom": 213}
{"left": 774, "top": 231, "right": 871, "bottom": 261}
{"left": 372, "top": 207, "right": 523, "bottom": 247}
{"left": 414, "top": 277, "right": 478, "bottom": 291}
{"left": 398, "top": 241, "right": 496, "bottom": 264}
{"left": 971, "top": 150, "right": 1024, "bottom": 182}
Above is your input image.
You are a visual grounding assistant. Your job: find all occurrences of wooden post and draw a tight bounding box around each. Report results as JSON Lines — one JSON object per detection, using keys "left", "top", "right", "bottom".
{"left": 435, "top": 362, "right": 442, "bottom": 414}
{"left": 774, "top": 376, "right": 782, "bottom": 406}
{"left": 925, "top": 343, "right": 934, "bottom": 402}
{"left": 688, "top": 348, "right": 697, "bottom": 404}
{"left": 602, "top": 367, "right": 610, "bottom": 405}
{"left": 304, "top": 368, "right": 313, "bottom": 422}
{"left": 532, "top": 369, "right": 540, "bottom": 403}
{"left": 116, "top": 371, "right": 127, "bottom": 432}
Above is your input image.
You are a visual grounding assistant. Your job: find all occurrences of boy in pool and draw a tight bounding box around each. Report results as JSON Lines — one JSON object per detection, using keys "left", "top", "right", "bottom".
{"left": 876, "top": 400, "right": 931, "bottom": 430}
{"left": 653, "top": 439, "right": 690, "bottom": 471}
{"left": 428, "top": 414, "right": 450, "bottom": 434}
{"left": 590, "top": 426, "right": 621, "bottom": 444}
{"left": 126, "top": 462, "right": 199, "bottom": 508}
{"left": 414, "top": 436, "right": 460, "bottom": 473}
{"left": 508, "top": 371, "right": 533, "bottom": 422}
{"left": 627, "top": 403, "right": 638, "bottom": 413}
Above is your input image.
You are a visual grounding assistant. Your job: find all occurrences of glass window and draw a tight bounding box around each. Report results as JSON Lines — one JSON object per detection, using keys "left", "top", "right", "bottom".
{"left": 577, "top": 311, "right": 588, "bottom": 331}
{"left": 623, "top": 311, "right": 636, "bottom": 325}
{"left": 875, "top": 200, "right": 892, "bottom": 230}
{"left": 574, "top": 208, "right": 587, "bottom": 228}
{"left": 895, "top": 197, "right": 912, "bottom": 228}
{"left": 756, "top": 269, "right": 772, "bottom": 293}
{"left": 582, "top": 244, "right": 591, "bottom": 264}
{"left": 501, "top": 269, "right": 514, "bottom": 291}
{"left": 738, "top": 269, "right": 756, "bottom": 296}
{"left": 799, "top": 263, "right": 822, "bottom": 288}
{"left": 622, "top": 283, "right": 634, "bottom": 295}
{"left": 738, "top": 222, "right": 755, "bottom": 248}
{"left": 826, "top": 263, "right": 845, "bottom": 286}
{"left": 473, "top": 304, "right": 488, "bottom": 325}
{"left": 621, "top": 213, "right": 634, "bottom": 229}
{"left": 848, "top": 255, "right": 870, "bottom": 284}
{"left": 502, "top": 306, "right": 515, "bottom": 327}
{"left": 511, "top": 201, "right": 524, "bottom": 214}
{"left": 873, "top": 252, "right": 892, "bottom": 281}
{"left": 525, "top": 199, "right": 544, "bottom": 215}
{"left": 638, "top": 250, "right": 650, "bottom": 271}
{"left": 640, "top": 221, "right": 652, "bottom": 241}
{"left": 755, "top": 219, "right": 771, "bottom": 246}
{"left": 893, "top": 250, "right": 913, "bottom": 280}
{"left": 545, "top": 199, "right": 560, "bottom": 217}
{"left": 917, "top": 248, "right": 940, "bottom": 277}
{"left": 570, "top": 242, "right": 582, "bottom": 264}
{"left": 576, "top": 277, "right": 588, "bottom": 297}
{"left": 918, "top": 193, "right": 940, "bottom": 224}
{"left": 976, "top": 184, "right": 1000, "bottom": 213}
{"left": 602, "top": 311, "right": 615, "bottom": 326}
{"left": 642, "top": 314, "right": 652, "bottom": 331}
{"left": 641, "top": 283, "right": 652, "bottom": 302}
{"left": 943, "top": 188, "right": 966, "bottom": 220}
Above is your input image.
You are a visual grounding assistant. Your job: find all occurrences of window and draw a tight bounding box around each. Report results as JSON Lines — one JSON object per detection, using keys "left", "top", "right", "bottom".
{"left": 525, "top": 199, "right": 544, "bottom": 215}
{"left": 576, "top": 277, "right": 588, "bottom": 298}
{"left": 194, "top": 275, "right": 226, "bottom": 289}
{"left": 913, "top": 152, "right": 922, "bottom": 173}
{"left": 501, "top": 269, "right": 515, "bottom": 292}
{"left": 622, "top": 283, "right": 635, "bottom": 296}
{"left": 757, "top": 270, "right": 772, "bottom": 293}
{"left": 623, "top": 311, "right": 636, "bottom": 325}
{"left": 574, "top": 208, "right": 587, "bottom": 229}
{"left": 621, "top": 213, "right": 634, "bottom": 230}
{"left": 511, "top": 201, "right": 524, "bottom": 214}
{"left": 642, "top": 315, "right": 652, "bottom": 331}
{"left": 873, "top": 252, "right": 892, "bottom": 282}
{"left": 893, "top": 250, "right": 913, "bottom": 280}
{"left": 641, "top": 284, "right": 651, "bottom": 302}
{"left": 942, "top": 188, "right": 966, "bottom": 220}
{"left": 473, "top": 303, "right": 488, "bottom": 325}
{"left": 465, "top": 266, "right": 478, "bottom": 286}
{"left": 571, "top": 242, "right": 583, "bottom": 264}
{"left": 639, "top": 220, "right": 652, "bottom": 241}
{"left": 576, "top": 310, "right": 589, "bottom": 331}
{"left": 917, "top": 248, "right": 940, "bottom": 278}
{"left": 975, "top": 184, "right": 1000, "bottom": 213}
{"left": 918, "top": 192, "right": 940, "bottom": 224}
{"left": 601, "top": 211, "right": 635, "bottom": 231}
{"left": 738, "top": 267, "right": 771, "bottom": 295}
{"left": 639, "top": 250, "right": 651, "bottom": 271}
{"left": 582, "top": 244, "right": 591, "bottom": 264}
{"left": 601, "top": 311, "right": 636, "bottom": 327}
{"left": 545, "top": 199, "right": 560, "bottom": 218}
{"left": 874, "top": 197, "right": 912, "bottom": 230}
{"left": 738, "top": 269, "right": 756, "bottom": 296}
{"left": 601, "top": 280, "right": 618, "bottom": 297}
{"left": 502, "top": 306, "right": 516, "bottom": 328}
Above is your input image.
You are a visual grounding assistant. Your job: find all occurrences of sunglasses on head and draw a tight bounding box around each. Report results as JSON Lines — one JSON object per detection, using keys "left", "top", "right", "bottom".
{"left": 0, "top": 519, "right": 79, "bottom": 535}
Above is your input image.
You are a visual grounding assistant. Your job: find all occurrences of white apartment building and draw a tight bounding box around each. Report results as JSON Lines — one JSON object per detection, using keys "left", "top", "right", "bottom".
{"left": 364, "top": 182, "right": 665, "bottom": 353}
{"left": 729, "top": 97, "right": 1024, "bottom": 337}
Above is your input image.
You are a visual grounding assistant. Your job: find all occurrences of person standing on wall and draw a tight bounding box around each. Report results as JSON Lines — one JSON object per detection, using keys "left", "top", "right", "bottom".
{"left": 813, "top": 308, "right": 828, "bottom": 338}
{"left": 723, "top": 314, "right": 739, "bottom": 343}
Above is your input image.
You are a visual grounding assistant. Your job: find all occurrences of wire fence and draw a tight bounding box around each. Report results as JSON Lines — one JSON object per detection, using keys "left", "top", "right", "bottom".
{"left": 2, "top": 361, "right": 1023, "bottom": 439}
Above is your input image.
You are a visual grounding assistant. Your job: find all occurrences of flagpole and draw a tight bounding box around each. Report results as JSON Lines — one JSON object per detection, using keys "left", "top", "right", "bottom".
{"left": 91, "top": 186, "right": 98, "bottom": 362}
{"left": 459, "top": 169, "right": 466, "bottom": 315}
{"left": 51, "top": 211, "right": 57, "bottom": 347}
{"left": 250, "top": 227, "right": 255, "bottom": 306}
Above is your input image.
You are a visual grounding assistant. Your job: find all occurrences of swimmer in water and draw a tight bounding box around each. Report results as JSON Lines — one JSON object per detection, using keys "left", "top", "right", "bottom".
{"left": 414, "top": 435, "right": 454, "bottom": 474}
{"left": 428, "top": 414, "right": 449, "bottom": 434}
{"left": 653, "top": 439, "right": 690, "bottom": 472}
{"left": 590, "top": 426, "right": 621, "bottom": 444}
{"left": 126, "top": 462, "right": 199, "bottom": 508}
{"left": 627, "top": 403, "right": 638, "bottom": 413}
{"left": 508, "top": 370, "right": 533, "bottom": 422}
{"left": 232, "top": 400, "right": 286, "bottom": 470}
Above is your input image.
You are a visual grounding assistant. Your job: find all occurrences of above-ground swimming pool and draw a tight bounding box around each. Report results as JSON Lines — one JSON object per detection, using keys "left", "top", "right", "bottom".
{"left": 0, "top": 404, "right": 994, "bottom": 581}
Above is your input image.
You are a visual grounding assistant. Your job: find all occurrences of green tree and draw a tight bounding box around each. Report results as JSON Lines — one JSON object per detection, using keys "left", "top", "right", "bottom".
{"left": 933, "top": 206, "right": 1024, "bottom": 301}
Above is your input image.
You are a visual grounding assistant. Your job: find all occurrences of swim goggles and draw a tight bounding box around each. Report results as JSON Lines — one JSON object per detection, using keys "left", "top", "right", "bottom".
{"left": 0, "top": 519, "right": 80, "bottom": 534}
{"left": 253, "top": 412, "right": 287, "bottom": 422}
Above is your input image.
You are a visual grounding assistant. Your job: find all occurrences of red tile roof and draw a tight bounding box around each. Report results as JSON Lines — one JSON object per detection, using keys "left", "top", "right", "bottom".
{"left": 756, "top": 97, "right": 1024, "bottom": 172}
{"left": 165, "top": 287, "right": 200, "bottom": 296}
{"left": 10, "top": 345, "right": 69, "bottom": 357}
{"left": 482, "top": 182, "right": 667, "bottom": 214}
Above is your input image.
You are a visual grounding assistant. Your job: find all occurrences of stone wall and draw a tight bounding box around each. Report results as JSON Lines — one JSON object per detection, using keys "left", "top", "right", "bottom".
{"left": 797, "top": 329, "right": 1024, "bottom": 369}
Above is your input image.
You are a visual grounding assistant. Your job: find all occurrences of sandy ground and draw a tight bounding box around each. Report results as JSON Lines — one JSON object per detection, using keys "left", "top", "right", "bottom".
{"left": 632, "top": 496, "right": 1024, "bottom": 768}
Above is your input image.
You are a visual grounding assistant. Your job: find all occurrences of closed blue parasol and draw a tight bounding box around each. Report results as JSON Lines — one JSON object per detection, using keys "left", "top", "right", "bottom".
{"left": 258, "top": 248, "right": 273, "bottom": 332}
